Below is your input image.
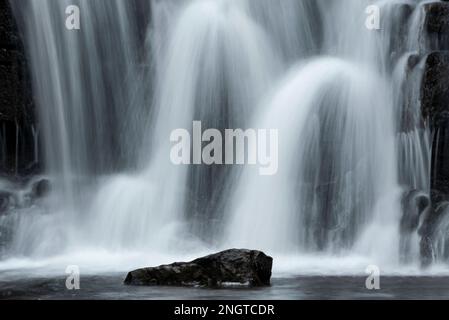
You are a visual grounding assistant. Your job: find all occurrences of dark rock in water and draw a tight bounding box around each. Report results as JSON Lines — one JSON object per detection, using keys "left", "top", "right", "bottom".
{"left": 424, "top": 1, "right": 449, "bottom": 33}
{"left": 0, "top": 224, "right": 12, "bottom": 253}
{"left": 430, "top": 111, "right": 449, "bottom": 203}
{"left": 421, "top": 52, "right": 449, "bottom": 206}
{"left": 124, "top": 249, "right": 273, "bottom": 287}
{"left": 401, "top": 190, "right": 429, "bottom": 233}
{"left": 0, "top": 0, "right": 39, "bottom": 177}
{"left": 31, "top": 179, "right": 50, "bottom": 199}
{"left": 400, "top": 190, "right": 430, "bottom": 263}
{"left": 407, "top": 54, "right": 421, "bottom": 71}
{"left": 0, "top": 191, "right": 12, "bottom": 215}
{"left": 420, "top": 235, "right": 435, "bottom": 268}
{"left": 397, "top": 53, "right": 424, "bottom": 133}
{"left": 423, "top": 2, "right": 449, "bottom": 51}
{"left": 420, "top": 42, "right": 449, "bottom": 270}
{"left": 421, "top": 52, "right": 449, "bottom": 127}
{"left": 418, "top": 202, "right": 449, "bottom": 267}
{"left": 387, "top": 3, "right": 414, "bottom": 64}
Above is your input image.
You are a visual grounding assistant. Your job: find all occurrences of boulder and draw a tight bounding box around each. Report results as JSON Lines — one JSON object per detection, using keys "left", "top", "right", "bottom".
{"left": 124, "top": 249, "right": 273, "bottom": 287}
{"left": 31, "top": 178, "right": 50, "bottom": 199}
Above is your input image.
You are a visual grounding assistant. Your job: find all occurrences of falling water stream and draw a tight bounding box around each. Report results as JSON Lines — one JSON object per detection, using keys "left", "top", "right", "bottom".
{"left": 0, "top": 0, "right": 446, "bottom": 277}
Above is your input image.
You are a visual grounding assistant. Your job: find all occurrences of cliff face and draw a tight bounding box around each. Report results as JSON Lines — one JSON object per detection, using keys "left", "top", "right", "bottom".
{"left": 0, "top": 0, "right": 38, "bottom": 177}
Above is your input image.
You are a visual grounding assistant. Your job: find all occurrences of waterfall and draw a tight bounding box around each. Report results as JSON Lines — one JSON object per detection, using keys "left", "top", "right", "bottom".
{"left": 225, "top": 58, "right": 399, "bottom": 255}
{"left": 0, "top": 0, "right": 444, "bottom": 274}
{"left": 5, "top": 0, "right": 151, "bottom": 256}
{"left": 225, "top": 0, "right": 402, "bottom": 263}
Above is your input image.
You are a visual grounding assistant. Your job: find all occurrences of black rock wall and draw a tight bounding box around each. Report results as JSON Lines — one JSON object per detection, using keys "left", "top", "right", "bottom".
{"left": 420, "top": 2, "right": 449, "bottom": 204}
{"left": 0, "top": 0, "right": 38, "bottom": 177}
{"left": 422, "top": 52, "right": 449, "bottom": 203}
{"left": 416, "top": 1, "right": 449, "bottom": 266}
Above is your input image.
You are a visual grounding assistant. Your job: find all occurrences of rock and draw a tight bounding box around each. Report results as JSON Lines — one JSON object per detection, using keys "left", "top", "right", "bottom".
{"left": 124, "top": 249, "right": 273, "bottom": 287}
{"left": 420, "top": 235, "right": 435, "bottom": 268}
{"left": 414, "top": 8, "right": 449, "bottom": 251}
{"left": 421, "top": 52, "right": 449, "bottom": 127}
{"left": 420, "top": 52, "right": 449, "bottom": 205}
{"left": 430, "top": 109, "right": 449, "bottom": 203}
{"left": 407, "top": 54, "right": 421, "bottom": 71}
{"left": 31, "top": 178, "right": 50, "bottom": 199}
{"left": 401, "top": 190, "right": 429, "bottom": 233}
{"left": 419, "top": 34, "right": 449, "bottom": 269}
{"left": 0, "top": 0, "right": 39, "bottom": 177}
{"left": 386, "top": 2, "right": 414, "bottom": 63}
{"left": 0, "top": 191, "right": 12, "bottom": 215}
{"left": 423, "top": 2, "right": 449, "bottom": 51}
{"left": 400, "top": 190, "right": 430, "bottom": 263}
{"left": 0, "top": 224, "right": 12, "bottom": 255}
{"left": 418, "top": 202, "right": 449, "bottom": 267}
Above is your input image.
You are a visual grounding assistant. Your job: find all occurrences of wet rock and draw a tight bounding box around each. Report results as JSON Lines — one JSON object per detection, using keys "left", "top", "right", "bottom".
{"left": 0, "top": 191, "right": 12, "bottom": 214}
{"left": 400, "top": 190, "right": 429, "bottom": 263}
{"left": 397, "top": 53, "right": 424, "bottom": 133}
{"left": 423, "top": 1, "right": 449, "bottom": 51}
{"left": 418, "top": 202, "right": 449, "bottom": 267}
{"left": 124, "top": 249, "right": 273, "bottom": 287}
{"left": 387, "top": 2, "right": 414, "bottom": 63}
{"left": 401, "top": 190, "right": 429, "bottom": 235}
{"left": 0, "top": 224, "right": 12, "bottom": 253}
{"left": 420, "top": 235, "right": 435, "bottom": 268}
{"left": 31, "top": 178, "right": 50, "bottom": 199}
{"left": 421, "top": 52, "right": 449, "bottom": 126}
{"left": 0, "top": 0, "right": 39, "bottom": 176}
{"left": 407, "top": 54, "right": 421, "bottom": 71}
{"left": 420, "top": 52, "right": 449, "bottom": 206}
{"left": 431, "top": 110, "right": 449, "bottom": 204}
{"left": 401, "top": 190, "right": 429, "bottom": 233}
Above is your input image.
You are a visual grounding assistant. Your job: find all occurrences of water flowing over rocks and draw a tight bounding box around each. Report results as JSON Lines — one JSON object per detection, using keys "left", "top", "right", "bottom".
{"left": 423, "top": 1, "right": 449, "bottom": 50}
{"left": 400, "top": 190, "right": 430, "bottom": 263}
{"left": 0, "top": 190, "right": 12, "bottom": 215}
{"left": 412, "top": 0, "right": 449, "bottom": 266}
{"left": 2, "top": 0, "right": 449, "bottom": 274}
{"left": 124, "top": 249, "right": 273, "bottom": 287}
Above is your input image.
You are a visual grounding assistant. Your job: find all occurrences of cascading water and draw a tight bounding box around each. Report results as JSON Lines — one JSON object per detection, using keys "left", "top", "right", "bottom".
{"left": 3, "top": 0, "right": 152, "bottom": 258}
{"left": 225, "top": 0, "right": 404, "bottom": 268}
{"left": 225, "top": 58, "right": 399, "bottom": 255}
{"left": 0, "top": 0, "right": 446, "bottom": 275}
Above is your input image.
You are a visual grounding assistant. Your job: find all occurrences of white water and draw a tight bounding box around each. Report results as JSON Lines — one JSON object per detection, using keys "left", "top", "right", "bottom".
{"left": 0, "top": 0, "right": 445, "bottom": 276}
